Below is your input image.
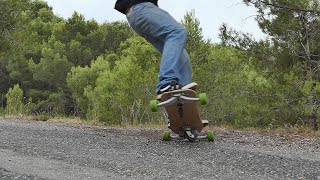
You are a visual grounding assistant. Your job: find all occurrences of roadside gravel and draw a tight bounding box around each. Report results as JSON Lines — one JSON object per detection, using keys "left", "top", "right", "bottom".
{"left": 0, "top": 119, "right": 319, "bottom": 180}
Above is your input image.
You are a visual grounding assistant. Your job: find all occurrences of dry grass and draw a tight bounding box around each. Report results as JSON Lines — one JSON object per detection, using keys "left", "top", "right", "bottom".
{"left": 258, "top": 127, "right": 320, "bottom": 138}
{"left": 1, "top": 114, "right": 34, "bottom": 121}
{"left": 48, "top": 117, "right": 103, "bottom": 126}
{"left": 48, "top": 117, "right": 166, "bottom": 129}
{"left": 207, "top": 125, "right": 320, "bottom": 138}
{"left": 48, "top": 118, "right": 320, "bottom": 138}
{"left": 1, "top": 115, "right": 319, "bottom": 138}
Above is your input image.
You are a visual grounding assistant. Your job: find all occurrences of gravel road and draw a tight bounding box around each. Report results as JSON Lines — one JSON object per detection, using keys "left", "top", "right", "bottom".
{"left": 0, "top": 119, "right": 319, "bottom": 180}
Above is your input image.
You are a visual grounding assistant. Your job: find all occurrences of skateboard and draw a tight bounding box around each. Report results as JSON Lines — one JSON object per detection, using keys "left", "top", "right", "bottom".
{"left": 150, "top": 89, "right": 215, "bottom": 142}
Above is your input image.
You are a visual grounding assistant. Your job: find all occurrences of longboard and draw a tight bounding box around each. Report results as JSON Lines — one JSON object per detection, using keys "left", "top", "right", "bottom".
{"left": 150, "top": 89, "right": 214, "bottom": 142}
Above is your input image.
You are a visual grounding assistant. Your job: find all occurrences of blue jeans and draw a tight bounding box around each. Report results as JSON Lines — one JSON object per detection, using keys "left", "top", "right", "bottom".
{"left": 126, "top": 2, "right": 192, "bottom": 93}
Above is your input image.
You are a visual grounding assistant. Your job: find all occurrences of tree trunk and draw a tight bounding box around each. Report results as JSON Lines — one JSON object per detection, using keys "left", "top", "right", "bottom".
{"left": 309, "top": 114, "right": 318, "bottom": 131}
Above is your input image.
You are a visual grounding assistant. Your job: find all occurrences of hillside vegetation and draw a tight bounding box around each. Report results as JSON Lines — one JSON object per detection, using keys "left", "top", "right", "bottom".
{"left": 1, "top": 0, "right": 319, "bottom": 130}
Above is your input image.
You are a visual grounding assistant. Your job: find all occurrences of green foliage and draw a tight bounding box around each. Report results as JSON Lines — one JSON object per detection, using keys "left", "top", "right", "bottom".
{"left": 66, "top": 12, "right": 98, "bottom": 38}
{"left": 198, "top": 46, "right": 270, "bottom": 128}
{"left": 1, "top": 0, "right": 319, "bottom": 130}
{"left": 5, "top": 84, "right": 24, "bottom": 115}
{"left": 181, "top": 11, "right": 212, "bottom": 70}
{"left": 29, "top": 42, "right": 72, "bottom": 90}
{"left": 84, "top": 58, "right": 145, "bottom": 123}
{"left": 0, "top": 1, "right": 16, "bottom": 34}
{"left": 67, "top": 40, "right": 93, "bottom": 67}
{"left": 30, "top": 92, "right": 65, "bottom": 116}
{"left": 85, "top": 22, "right": 134, "bottom": 56}
{"left": 33, "top": 114, "right": 50, "bottom": 121}
{"left": 67, "top": 55, "right": 111, "bottom": 117}
{"left": 218, "top": 0, "right": 320, "bottom": 129}
{"left": 68, "top": 36, "right": 158, "bottom": 124}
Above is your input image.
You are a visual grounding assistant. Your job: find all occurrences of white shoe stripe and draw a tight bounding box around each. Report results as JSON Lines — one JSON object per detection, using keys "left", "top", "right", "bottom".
{"left": 160, "top": 85, "right": 170, "bottom": 92}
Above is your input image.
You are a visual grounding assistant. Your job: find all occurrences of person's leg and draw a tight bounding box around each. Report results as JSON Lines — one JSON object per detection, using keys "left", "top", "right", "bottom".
{"left": 141, "top": 34, "right": 164, "bottom": 54}
{"left": 178, "top": 49, "right": 192, "bottom": 86}
{"left": 126, "top": 2, "right": 192, "bottom": 93}
{"left": 135, "top": 33, "right": 192, "bottom": 86}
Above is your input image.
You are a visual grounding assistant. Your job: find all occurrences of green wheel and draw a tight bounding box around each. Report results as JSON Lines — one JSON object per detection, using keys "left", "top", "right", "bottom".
{"left": 199, "top": 93, "right": 208, "bottom": 105}
{"left": 207, "top": 131, "right": 215, "bottom": 141}
{"left": 150, "top": 100, "right": 158, "bottom": 112}
{"left": 162, "top": 131, "right": 170, "bottom": 141}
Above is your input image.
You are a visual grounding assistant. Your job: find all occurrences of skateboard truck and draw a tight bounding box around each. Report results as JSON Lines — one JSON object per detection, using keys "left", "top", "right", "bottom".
{"left": 163, "top": 130, "right": 215, "bottom": 142}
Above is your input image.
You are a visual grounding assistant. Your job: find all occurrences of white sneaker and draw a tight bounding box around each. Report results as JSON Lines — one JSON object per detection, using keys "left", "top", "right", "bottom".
{"left": 182, "top": 82, "right": 198, "bottom": 91}
{"left": 157, "top": 81, "right": 182, "bottom": 100}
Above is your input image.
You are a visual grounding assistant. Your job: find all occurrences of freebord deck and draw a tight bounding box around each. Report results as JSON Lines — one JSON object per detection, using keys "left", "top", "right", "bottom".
{"left": 160, "top": 89, "right": 203, "bottom": 134}
{"left": 150, "top": 89, "right": 214, "bottom": 142}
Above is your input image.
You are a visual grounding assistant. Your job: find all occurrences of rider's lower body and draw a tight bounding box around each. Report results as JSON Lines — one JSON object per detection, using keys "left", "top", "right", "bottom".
{"left": 126, "top": 2, "right": 193, "bottom": 95}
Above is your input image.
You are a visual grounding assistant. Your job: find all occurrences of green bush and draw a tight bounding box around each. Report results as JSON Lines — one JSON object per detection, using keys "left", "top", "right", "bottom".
{"left": 5, "top": 84, "right": 24, "bottom": 115}
{"left": 32, "top": 114, "right": 50, "bottom": 121}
